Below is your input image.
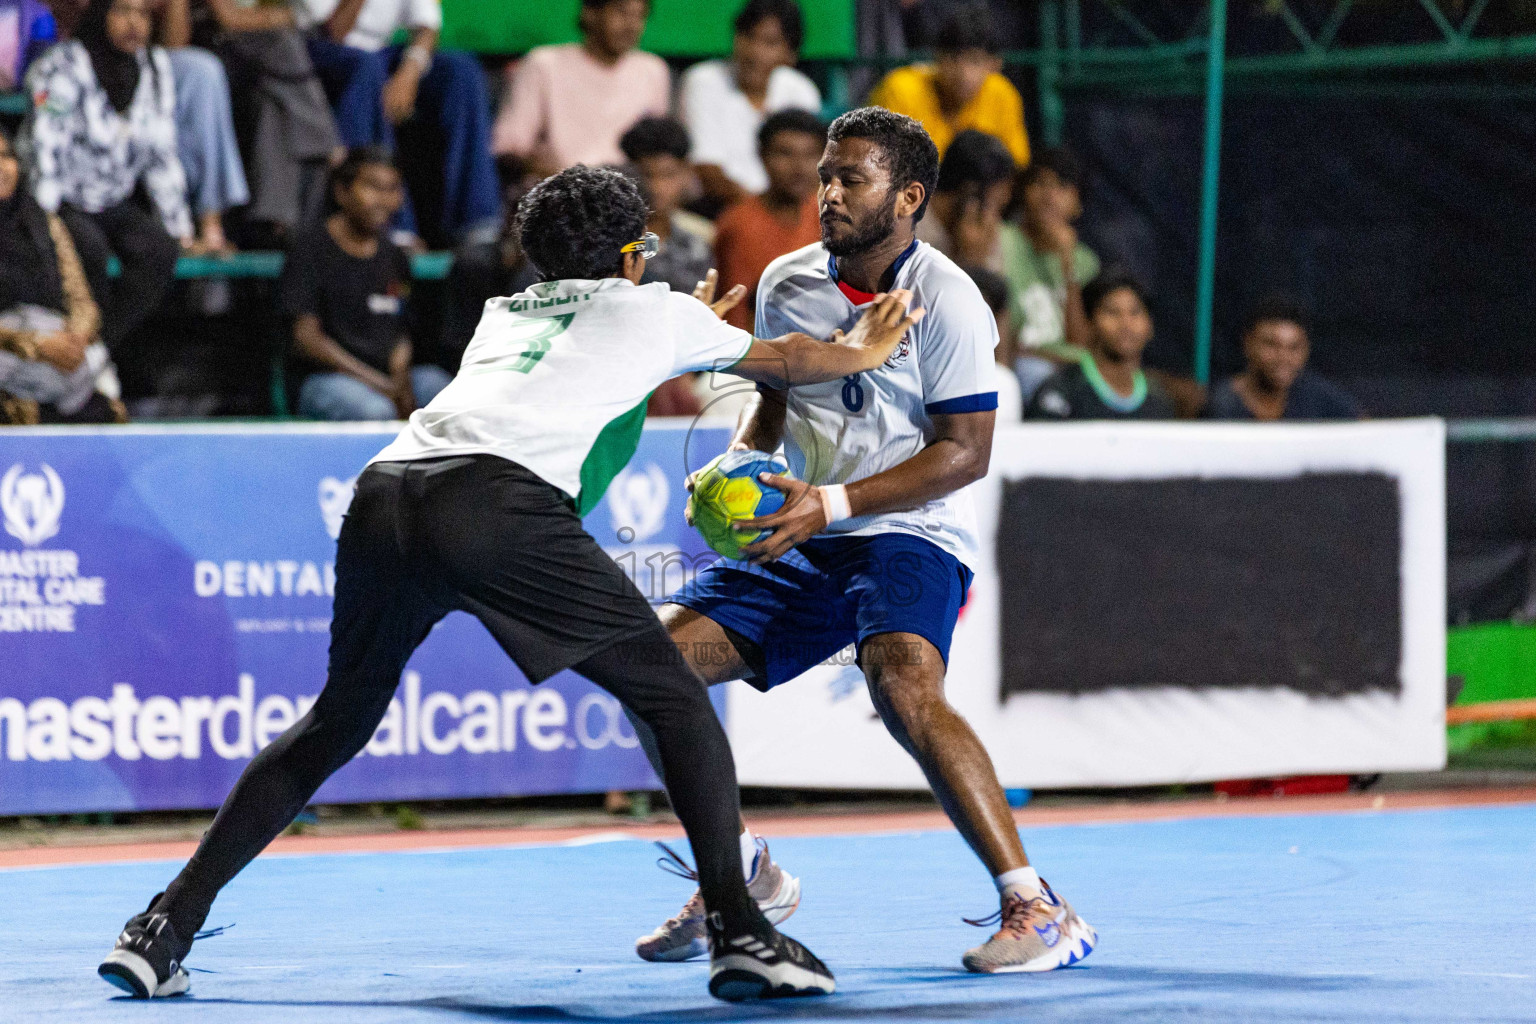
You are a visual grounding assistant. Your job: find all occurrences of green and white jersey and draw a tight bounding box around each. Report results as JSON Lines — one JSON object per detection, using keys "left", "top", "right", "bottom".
{"left": 370, "top": 278, "right": 752, "bottom": 514}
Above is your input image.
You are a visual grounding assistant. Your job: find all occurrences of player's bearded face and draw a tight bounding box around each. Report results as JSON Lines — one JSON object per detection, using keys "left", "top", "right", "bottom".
{"left": 821, "top": 187, "right": 899, "bottom": 257}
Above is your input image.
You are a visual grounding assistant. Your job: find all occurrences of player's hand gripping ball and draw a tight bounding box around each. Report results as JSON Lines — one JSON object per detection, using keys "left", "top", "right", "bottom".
{"left": 687, "top": 450, "right": 794, "bottom": 560}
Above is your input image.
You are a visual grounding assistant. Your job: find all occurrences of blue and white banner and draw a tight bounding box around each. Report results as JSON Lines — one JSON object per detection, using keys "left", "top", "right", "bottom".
{"left": 0, "top": 422, "right": 731, "bottom": 816}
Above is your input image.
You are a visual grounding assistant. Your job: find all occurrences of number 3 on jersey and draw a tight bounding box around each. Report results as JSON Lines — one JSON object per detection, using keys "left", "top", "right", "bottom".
{"left": 508, "top": 313, "right": 575, "bottom": 373}
{"left": 841, "top": 374, "right": 865, "bottom": 412}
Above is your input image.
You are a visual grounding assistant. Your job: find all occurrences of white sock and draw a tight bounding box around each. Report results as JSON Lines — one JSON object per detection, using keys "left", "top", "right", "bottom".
{"left": 994, "top": 866, "right": 1042, "bottom": 899}
{"left": 739, "top": 828, "right": 759, "bottom": 881}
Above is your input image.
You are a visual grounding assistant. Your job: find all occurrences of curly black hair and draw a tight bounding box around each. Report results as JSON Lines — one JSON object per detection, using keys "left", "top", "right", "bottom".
{"left": 826, "top": 106, "right": 940, "bottom": 223}
{"left": 325, "top": 145, "right": 397, "bottom": 213}
{"left": 757, "top": 108, "right": 826, "bottom": 154}
{"left": 1021, "top": 145, "right": 1083, "bottom": 190}
{"left": 1082, "top": 267, "right": 1151, "bottom": 318}
{"left": 620, "top": 116, "right": 692, "bottom": 163}
{"left": 1242, "top": 292, "right": 1309, "bottom": 337}
{"left": 734, "top": 0, "right": 805, "bottom": 52}
{"left": 933, "top": 3, "right": 1000, "bottom": 55}
{"left": 330, "top": 146, "right": 396, "bottom": 191}
{"left": 516, "top": 165, "right": 649, "bottom": 281}
{"left": 935, "top": 130, "right": 1014, "bottom": 195}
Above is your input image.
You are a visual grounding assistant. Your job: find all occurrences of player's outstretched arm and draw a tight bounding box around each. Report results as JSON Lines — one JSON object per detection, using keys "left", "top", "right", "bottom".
{"left": 731, "top": 290, "right": 925, "bottom": 389}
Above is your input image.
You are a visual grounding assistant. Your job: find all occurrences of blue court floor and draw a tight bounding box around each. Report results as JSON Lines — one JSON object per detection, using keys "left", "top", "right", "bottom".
{"left": 4, "top": 802, "right": 1534, "bottom": 1023}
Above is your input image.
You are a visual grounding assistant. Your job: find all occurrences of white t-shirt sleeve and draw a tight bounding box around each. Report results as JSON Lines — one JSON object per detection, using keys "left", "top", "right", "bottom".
{"left": 917, "top": 276, "right": 1000, "bottom": 415}
{"left": 667, "top": 290, "right": 754, "bottom": 376}
{"left": 771, "top": 66, "right": 822, "bottom": 113}
{"left": 679, "top": 62, "right": 732, "bottom": 165}
{"left": 407, "top": 0, "right": 443, "bottom": 31}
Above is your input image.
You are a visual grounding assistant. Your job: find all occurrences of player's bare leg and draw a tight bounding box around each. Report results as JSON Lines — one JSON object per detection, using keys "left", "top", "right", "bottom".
{"left": 861, "top": 631, "right": 1096, "bottom": 972}
{"left": 629, "top": 604, "right": 802, "bottom": 962}
{"left": 859, "top": 632, "right": 1024, "bottom": 873}
{"left": 660, "top": 603, "right": 752, "bottom": 687}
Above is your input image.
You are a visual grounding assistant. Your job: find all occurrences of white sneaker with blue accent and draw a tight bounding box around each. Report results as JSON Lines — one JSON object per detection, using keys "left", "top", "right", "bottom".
{"left": 635, "top": 839, "right": 801, "bottom": 963}
{"left": 961, "top": 881, "right": 1097, "bottom": 973}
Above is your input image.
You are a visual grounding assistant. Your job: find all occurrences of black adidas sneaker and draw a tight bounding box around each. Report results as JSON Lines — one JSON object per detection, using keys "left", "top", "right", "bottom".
{"left": 706, "top": 911, "right": 835, "bottom": 1002}
{"left": 98, "top": 893, "right": 192, "bottom": 999}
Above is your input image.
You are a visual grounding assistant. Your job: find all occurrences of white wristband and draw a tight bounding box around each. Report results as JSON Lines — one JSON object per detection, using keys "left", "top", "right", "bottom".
{"left": 817, "top": 484, "right": 852, "bottom": 525}
{"left": 403, "top": 44, "right": 433, "bottom": 72}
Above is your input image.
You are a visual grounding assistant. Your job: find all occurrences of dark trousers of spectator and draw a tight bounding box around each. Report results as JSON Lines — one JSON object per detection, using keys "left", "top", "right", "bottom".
{"left": 306, "top": 38, "right": 500, "bottom": 243}
{"left": 59, "top": 200, "right": 179, "bottom": 351}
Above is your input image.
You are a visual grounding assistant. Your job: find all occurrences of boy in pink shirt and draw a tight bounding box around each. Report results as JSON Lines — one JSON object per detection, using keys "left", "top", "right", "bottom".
{"left": 493, "top": 0, "right": 670, "bottom": 179}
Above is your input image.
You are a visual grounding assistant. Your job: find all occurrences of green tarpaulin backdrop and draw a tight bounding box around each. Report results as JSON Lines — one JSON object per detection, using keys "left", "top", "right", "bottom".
{"left": 441, "top": 0, "right": 856, "bottom": 58}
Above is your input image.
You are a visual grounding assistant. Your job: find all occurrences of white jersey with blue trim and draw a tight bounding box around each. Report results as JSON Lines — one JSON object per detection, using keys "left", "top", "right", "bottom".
{"left": 755, "top": 239, "right": 999, "bottom": 569}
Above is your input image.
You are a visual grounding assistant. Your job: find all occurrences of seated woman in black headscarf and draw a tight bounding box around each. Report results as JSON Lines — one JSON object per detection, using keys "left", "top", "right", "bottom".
{"left": 18, "top": 0, "right": 191, "bottom": 352}
{"left": 0, "top": 127, "right": 125, "bottom": 425}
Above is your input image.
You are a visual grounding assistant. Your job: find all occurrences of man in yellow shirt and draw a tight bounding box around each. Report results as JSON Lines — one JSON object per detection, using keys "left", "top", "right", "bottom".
{"left": 868, "top": 12, "right": 1028, "bottom": 166}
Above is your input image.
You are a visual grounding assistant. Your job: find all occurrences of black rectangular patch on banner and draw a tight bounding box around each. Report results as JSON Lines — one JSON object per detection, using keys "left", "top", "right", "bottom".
{"left": 997, "top": 474, "right": 1401, "bottom": 699}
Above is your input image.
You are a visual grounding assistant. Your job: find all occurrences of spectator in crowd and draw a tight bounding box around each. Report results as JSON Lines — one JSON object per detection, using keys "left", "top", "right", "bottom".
{"left": 916, "top": 128, "right": 1012, "bottom": 270}
{"left": 962, "top": 264, "right": 1022, "bottom": 423}
{"left": 493, "top": 0, "right": 669, "bottom": 180}
{"left": 619, "top": 117, "right": 714, "bottom": 296}
{"left": 0, "top": 0, "right": 57, "bottom": 90}
{"left": 280, "top": 148, "right": 449, "bottom": 421}
{"left": 712, "top": 108, "right": 823, "bottom": 331}
{"left": 168, "top": 0, "right": 340, "bottom": 243}
{"left": 895, "top": 0, "right": 1026, "bottom": 51}
{"left": 1025, "top": 269, "right": 1175, "bottom": 420}
{"left": 441, "top": 178, "right": 538, "bottom": 360}
{"left": 679, "top": 0, "right": 820, "bottom": 210}
{"left": 20, "top": 0, "right": 190, "bottom": 350}
{"left": 868, "top": 5, "right": 1028, "bottom": 165}
{"left": 153, "top": 0, "right": 248, "bottom": 255}
{"left": 0, "top": 126, "right": 123, "bottom": 424}
{"left": 614, "top": 117, "right": 713, "bottom": 419}
{"left": 1206, "top": 295, "right": 1363, "bottom": 421}
{"left": 1000, "top": 146, "right": 1098, "bottom": 400}
{"left": 295, "top": 0, "right": 500, "bottom": 246}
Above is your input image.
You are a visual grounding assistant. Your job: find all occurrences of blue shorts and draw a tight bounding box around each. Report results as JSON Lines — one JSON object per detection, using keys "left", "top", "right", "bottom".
{"left": 668, "top": 533, "right": 973, "bottom": 690}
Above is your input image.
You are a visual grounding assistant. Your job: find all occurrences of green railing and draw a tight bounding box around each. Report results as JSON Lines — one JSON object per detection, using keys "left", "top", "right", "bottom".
{"left": 101, "top": 250, "right": 453, "bottom": 281}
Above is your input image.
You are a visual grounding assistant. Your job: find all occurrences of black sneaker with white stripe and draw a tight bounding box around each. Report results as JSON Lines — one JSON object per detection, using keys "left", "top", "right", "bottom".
{"left": 97, "top": 893, "right": 192, "bottom": 999}
{"left": 706, "top": 911, "right": 835, "bottom": 1002}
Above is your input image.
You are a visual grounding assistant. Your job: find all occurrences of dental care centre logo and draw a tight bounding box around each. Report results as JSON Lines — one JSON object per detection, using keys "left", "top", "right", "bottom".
{"left": 192, "top": 475, "right": 357, "bottom": 634}
{"left": 0, "top": 464, "right": 106, "bottom": 632}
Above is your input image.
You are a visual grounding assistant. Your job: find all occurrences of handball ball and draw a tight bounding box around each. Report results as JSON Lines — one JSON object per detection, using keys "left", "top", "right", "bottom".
{"left": 688, "top": 450, "right": 793, "bottom": 560}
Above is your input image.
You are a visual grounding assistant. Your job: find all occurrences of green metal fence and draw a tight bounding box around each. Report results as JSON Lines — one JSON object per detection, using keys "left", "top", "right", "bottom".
{"left": 1022, "top": 0, "right": 1536, "bottom": 384}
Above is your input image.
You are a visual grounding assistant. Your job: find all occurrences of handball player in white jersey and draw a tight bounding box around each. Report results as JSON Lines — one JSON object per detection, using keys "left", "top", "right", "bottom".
{"left": 634, "top": 108, "right": 1097, "bottom": 975}
{"left": 96, "top": 165, "right": 927, "bottom": 1004}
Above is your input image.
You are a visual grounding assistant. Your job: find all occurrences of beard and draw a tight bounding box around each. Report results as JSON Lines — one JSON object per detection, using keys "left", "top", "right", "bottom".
{"left": 822, "top": 192, "right": 899, "bottom": 258}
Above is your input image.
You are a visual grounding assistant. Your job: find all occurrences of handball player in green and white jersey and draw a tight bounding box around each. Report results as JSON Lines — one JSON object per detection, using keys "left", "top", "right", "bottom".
{"left": 97, "top": 165, "right": 924, "bottom": 1005}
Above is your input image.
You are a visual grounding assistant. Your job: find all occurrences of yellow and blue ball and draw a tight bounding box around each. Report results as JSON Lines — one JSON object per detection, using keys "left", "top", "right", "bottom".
{"left": 688, "top": 450, "right": 793, "bottom": 560}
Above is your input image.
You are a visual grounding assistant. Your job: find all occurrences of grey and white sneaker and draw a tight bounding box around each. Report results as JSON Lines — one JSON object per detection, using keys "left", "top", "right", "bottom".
{"left": 961, "top": 881, "right": 1097, "bottom": 973}
{"left": 98, "top": 893, "right": 192, "bottom": 998}
{"left": 706, "top": 911, "right": 834, "bottom": 1002}
{"left": 635, "top": 839, "right": 801, "bottom": 963}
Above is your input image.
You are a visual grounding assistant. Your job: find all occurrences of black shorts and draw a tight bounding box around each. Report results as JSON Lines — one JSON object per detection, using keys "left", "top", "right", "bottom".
{"left": 337, "top": 455, "right": 659, "bottom": 684}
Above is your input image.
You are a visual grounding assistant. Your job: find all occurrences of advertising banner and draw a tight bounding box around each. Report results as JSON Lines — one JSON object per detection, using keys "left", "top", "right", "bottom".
{"left": 726, "top": 420, "right": 1449, "bottom": 789}
{"left": 0, "top": 422, "right": 731, "bottom": 816}
{"left": 1, "top": 419, "right": 1450, "bottom": 811}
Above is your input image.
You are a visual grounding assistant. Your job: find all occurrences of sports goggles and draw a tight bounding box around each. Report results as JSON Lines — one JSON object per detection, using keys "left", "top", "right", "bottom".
{"left": 620, "top": 232, "right": 660, "bottom": 260}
